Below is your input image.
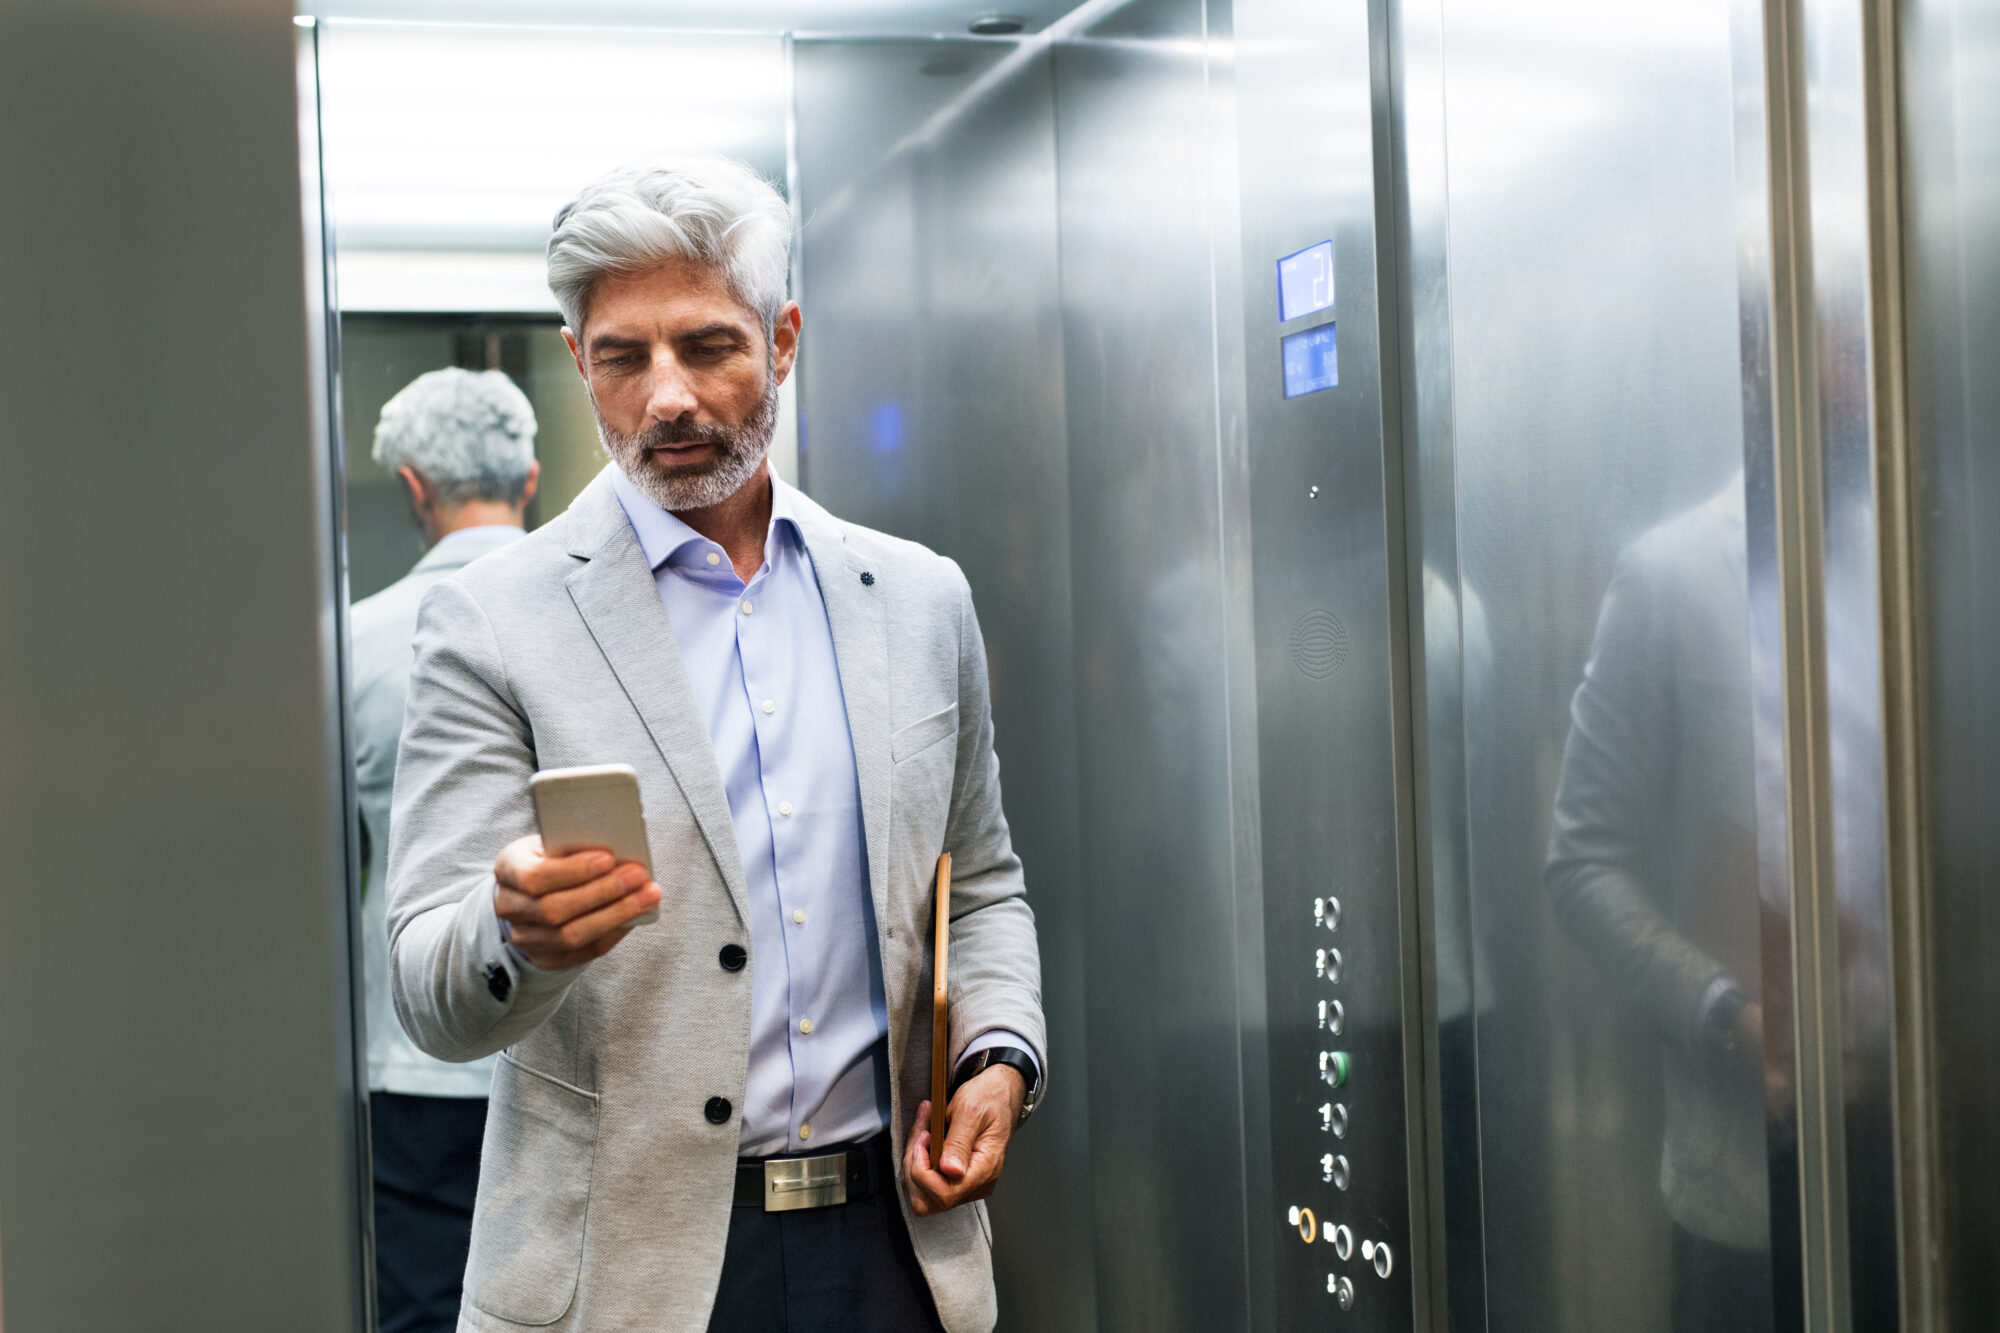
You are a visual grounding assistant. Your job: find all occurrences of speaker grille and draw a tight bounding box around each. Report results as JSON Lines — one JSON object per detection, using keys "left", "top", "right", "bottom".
{"left": 1287, "top": 610, "right": 1351, "bottom": 681}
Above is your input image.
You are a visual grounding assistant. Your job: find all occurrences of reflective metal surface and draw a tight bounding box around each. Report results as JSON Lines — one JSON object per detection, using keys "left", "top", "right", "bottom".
{"left": 1419, "top": 2, "right": 1788, "bottom": 1330}
{"left": 0, "top": 2, "right": 365, "bottom": 1327}
{"left": 1053, "top": 6, "right": 1266, "bottom": 1326}
{"left": 1899, "top": 0, "right": 2000, "bottom": 1321}
{"left": 792, "top": 34, "right": 1098, "bottom": 1333}
{"left": 1232, "top": 0, "right": 1424, "bottom": 1325}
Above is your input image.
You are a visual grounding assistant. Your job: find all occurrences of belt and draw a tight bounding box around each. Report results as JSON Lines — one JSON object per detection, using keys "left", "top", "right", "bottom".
{"left": 732, "top": 1134, "right": 882, "bottom": 1213}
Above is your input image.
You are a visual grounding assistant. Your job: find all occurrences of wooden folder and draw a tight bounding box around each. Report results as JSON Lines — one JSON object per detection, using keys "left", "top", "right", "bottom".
{"left": 929, "top": 853, "right": 952, "bottom": 1167}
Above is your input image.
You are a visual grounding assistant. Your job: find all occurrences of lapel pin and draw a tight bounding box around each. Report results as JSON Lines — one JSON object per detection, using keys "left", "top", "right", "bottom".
{"left": 860, "top": 571, "right": 875, "bottom": 585}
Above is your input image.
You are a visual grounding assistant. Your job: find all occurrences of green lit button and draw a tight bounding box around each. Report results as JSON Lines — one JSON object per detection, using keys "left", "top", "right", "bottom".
{"left": 1320, "top": 1050, "right": 1349, "bottom": 1087}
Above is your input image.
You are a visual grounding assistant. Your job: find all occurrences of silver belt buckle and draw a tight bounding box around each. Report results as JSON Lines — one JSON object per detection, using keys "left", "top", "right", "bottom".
{"left": 762, "top": 1150, "right": 849, "bottom": 1213}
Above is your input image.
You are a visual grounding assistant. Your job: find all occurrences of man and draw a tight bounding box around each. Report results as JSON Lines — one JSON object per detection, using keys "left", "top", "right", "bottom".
{"left": 352, "top": 367, "right": 541, "bottom": 1332}
{"left": 385, "top": 158, "right": 1047, "bottom": 1333}
{"left": 1544, "top": 474, "right": 1791, "bottom": 1333}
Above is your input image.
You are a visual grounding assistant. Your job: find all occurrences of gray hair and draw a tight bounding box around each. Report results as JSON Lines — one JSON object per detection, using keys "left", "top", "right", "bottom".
{"left": 372, "top": 367, "right": 538, "bottom": 505}
{"left": 546, "top": 156, "right": 792, "bottom": 337}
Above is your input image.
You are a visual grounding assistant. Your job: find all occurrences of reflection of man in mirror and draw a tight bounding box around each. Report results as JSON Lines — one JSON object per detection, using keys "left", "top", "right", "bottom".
{"left": 353, "top": 367, "right": 541, "bottom": 1333}
{"left": 1545, "top": 473, "right": 1793, "bottom": 1333}
{"left": 385, "top": 158, "right": 1045, "bottom": 1333}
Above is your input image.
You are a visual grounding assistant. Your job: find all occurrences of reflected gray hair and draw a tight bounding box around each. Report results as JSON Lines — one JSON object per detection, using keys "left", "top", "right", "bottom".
{"left": 546, "top": 156, "right": 792, "bottom": 337}
{"left": 371, "top": 367, "right": 538, "bottom": 505}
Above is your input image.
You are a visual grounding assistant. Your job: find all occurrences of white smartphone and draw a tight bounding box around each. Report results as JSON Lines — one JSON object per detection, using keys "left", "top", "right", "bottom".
{"left": 529, "top": 763, "right": 658, "bottom": 926}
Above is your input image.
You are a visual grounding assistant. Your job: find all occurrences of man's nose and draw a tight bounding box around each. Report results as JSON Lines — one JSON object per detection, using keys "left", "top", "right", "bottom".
{"left": 644, "top": 355, "right": 700, "bottom": 423}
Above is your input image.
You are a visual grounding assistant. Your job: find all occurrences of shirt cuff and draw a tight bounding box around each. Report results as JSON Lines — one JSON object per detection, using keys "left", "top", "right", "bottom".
{"left": 956, "top": 1029, "right": 1042, "bottom": 1086}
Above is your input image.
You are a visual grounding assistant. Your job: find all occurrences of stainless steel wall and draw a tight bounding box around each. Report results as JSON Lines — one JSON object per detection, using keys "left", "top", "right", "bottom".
{"left": 792, "top": 35, "right": 1099, "bottom": 1333}
{"left": 0, "top": 2, "right": 366, "bottom": 1328}
{"left": 1400, "top": 2, "right": 1784, "bottom": 1330}
{"left": 795, "top": 3, "right": 1273, "bottom": 1327}
{"left": 1901, "top": 0, "right": 2000, "bottom": 1320}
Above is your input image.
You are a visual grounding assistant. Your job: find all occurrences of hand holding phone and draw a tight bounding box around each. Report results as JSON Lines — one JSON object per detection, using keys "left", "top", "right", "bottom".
{"left": 489, "top": 764, "right": 660, "bottom": 972}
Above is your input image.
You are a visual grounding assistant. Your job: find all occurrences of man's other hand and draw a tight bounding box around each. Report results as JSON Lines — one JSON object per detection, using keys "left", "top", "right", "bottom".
{"left": 902, "top": 1064, "right": 1026, "bottom": 1217}
{"left": 493, "top": 835, "right": 660, "bottom": 971}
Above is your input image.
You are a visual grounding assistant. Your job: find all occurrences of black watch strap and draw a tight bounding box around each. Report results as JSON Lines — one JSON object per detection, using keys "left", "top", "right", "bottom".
{"left": 952, "top": 1045, "right": 1042, "bottom": 1120}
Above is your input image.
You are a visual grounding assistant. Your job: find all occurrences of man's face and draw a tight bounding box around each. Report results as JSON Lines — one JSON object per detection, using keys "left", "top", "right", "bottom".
{"left": 565, "top": 258, "right": 800, "bottom": 511}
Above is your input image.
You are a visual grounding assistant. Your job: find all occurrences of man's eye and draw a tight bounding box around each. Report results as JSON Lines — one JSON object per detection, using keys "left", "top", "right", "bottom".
{"left": 597, "top": 353, "right": 640, "bottom": 369}
{"left": 692, "top": 343, "right": 733, "bottom": 359}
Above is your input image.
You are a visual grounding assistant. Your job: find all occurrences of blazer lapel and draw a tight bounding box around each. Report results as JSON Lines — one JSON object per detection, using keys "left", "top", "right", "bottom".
{"left": 562, "top": 473, "right": 749, "bottom": 928}
{"left": 796, "top": 502, "right": 894, "bottom": 931}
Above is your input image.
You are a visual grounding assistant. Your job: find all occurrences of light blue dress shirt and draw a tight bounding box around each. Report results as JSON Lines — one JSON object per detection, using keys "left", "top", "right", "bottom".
{"left": 610, "top": 470, "right": 1027, "bottom": 1156}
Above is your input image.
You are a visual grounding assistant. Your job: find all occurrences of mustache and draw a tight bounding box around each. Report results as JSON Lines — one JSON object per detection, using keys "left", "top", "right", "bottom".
{"left": 630, "top": 416, "right": 741, "bottom": 450}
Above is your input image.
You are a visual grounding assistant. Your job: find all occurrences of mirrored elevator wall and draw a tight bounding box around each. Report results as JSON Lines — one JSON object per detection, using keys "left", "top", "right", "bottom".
{"left": 797, "top": 2, "right": 1425, "bottom": 1328}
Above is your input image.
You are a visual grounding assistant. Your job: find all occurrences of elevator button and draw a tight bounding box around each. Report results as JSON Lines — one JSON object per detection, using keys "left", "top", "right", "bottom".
{"left": 1330, "top": 1223, "right": 1354, "bottom": 1260}
{"left": 1315, "top": 896, "right": 1340, "bottom": 931}
{"left": 1319, "top": 998, "right": 1344, "bottom": 1033}
{"left": 1330, "top": 1154, "right": 1351, "bottom": 1190}
{"left": 1316, "top": 947, "right": 1343, "bottom": 982}
{"left": 1332, "top": 1274, "right": 1355, "bottom": 1310}
{"left": 1318, "top": 1101, "right": 1348, "bottom": 1136}
{"left": 1371, "top": 1241, "right": 1393, "bottom": 1279}
{"left": 1319, "top": 1050, "right": 1349, "bottom": 1087}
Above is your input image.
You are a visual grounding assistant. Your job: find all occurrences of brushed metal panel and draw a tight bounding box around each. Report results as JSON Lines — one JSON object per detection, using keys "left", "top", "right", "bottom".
{"left": 1902, "top": 0, "right": 2000, "bottom": 1321}
{"left": 1230, "top": 0, "right": 1419, "bottom": 1327}
{"left": 1430, "top": 2, "right": 1783, "bottom": 1330}
{"left": 790, "top": 37, "right": 1099, "bottom": 1333}
{"left": 1053, "top": 4, "right": 1261, "bottom": 1326}
{"left": 0, "top": 2, "right": 366, "bottom": 1328}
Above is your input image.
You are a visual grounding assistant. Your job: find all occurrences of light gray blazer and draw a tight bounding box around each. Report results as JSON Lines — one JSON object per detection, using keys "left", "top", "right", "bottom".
{"left": 385, "top": 467, "right": 1045, "bottom": 1333}
{"left": 353, "top": 527, "right": 516, "bottom": 1098}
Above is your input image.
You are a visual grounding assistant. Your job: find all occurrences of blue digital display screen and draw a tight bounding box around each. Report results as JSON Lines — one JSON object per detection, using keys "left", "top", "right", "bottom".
{"left": 1277, "top": 240, "right": 1335, "bottom": 322}
{"left": 1282, "top": 324, "right": 1338, "bottom": 398}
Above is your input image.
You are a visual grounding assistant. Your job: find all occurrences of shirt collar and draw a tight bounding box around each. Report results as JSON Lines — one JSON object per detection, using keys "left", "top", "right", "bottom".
{"left": 609, "top": 465, "right": 802, "bottom": 575}
{"left": 425, "top": 524, "right": 525, "bottom": 564}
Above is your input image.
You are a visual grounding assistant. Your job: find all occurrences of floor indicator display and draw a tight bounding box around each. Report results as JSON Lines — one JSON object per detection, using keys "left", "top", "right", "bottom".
{"left": 1282, "top": 324, "right": 1339, "bottom": 398}
{"left": 1277, "top": 240, "right": 1336, "bottom": 321}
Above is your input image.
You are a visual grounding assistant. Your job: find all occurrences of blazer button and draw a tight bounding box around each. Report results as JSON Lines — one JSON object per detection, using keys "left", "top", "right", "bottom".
{"left": 483, "top": 964, "right": 511, "bottom": 1003}
{"left": 718, "top": 944, "right": 747, "bottom": 972}
{"left": 704, "top": 1097, "right": 733, "bottom": 1125}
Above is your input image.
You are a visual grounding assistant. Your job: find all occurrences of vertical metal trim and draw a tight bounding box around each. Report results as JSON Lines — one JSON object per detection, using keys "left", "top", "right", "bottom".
{"left": 1381, "top": 0, "right": 1484, "bottom": 1326}
{"left": 1858, "top": 0, "right": 1945, "bottom": 1323}
{"left": 294, "top": 18, "right": 375, "bottom": 1331}
{"left": 1755, "top": 0, "right": 1852, "bottom": 1327}
{"left": 1372, "top": 0, "right": 1446, "bottom": 1326}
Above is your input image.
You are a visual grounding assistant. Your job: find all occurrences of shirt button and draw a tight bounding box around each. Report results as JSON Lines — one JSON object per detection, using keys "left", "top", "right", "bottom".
{"left": 741, "top": 600, "right": 753, "bottom": 615}
{"left": 792, "top": 908, "right": 806, "bottom": 925}
{"left": 761, "top": 699, "right": 775, "bottom": 715}
{"left": 779, "top": 801, "right": 794, "bottom": 817}
{"left": 706, "top": 552, "right": 721, "bottom": 566}
{"left": 799, "top": 1018, "right": 814, "bottom": 1034}
{"left": 799, "top": 1124, "right": 812, "bottom": 1141}
{"left": 704, "top": 1097, "right": 733, "bottom": 1125}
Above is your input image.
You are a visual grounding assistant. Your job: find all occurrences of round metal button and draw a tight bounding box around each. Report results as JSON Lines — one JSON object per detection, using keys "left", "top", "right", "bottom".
{"left": 703, "top": 1096, "right": 732, "bottom": 1125}
{"left": 718, "top": 944, "right": 747, "bottom": 972}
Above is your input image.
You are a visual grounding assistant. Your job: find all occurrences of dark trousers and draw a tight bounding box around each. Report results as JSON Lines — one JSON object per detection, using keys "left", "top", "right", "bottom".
{"left": 708, "top": 1134, "right": 945, "bottom": 1333}
{"left": 372, "top": 1091, "right": 487, "bottom": 1333}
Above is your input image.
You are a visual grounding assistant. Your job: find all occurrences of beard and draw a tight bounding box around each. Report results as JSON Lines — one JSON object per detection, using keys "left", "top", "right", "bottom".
{"left": 597, "top": 369, "right": 779, "bottom": 512}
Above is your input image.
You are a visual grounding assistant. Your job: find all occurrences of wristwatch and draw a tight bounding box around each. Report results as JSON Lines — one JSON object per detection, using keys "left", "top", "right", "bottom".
{"left": 953, "top": 1045, "right": 1043, "bottom": 1123}
{"left": 1698, "top": 977, "right": 1748, "bottom": 1056}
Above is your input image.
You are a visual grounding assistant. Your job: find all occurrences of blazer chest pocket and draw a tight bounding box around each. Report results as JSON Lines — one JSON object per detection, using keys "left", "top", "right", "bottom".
{"left": 891, "top": 702, "right": 958, "bottom": 763}
{"left": 464, "top": 1055, "right": 598, "bottom": 1327}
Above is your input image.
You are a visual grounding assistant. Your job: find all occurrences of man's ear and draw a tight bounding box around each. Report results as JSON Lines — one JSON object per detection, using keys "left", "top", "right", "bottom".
{"left": 395, "top": 464, "right": 435, "bottom": 515}
{"left": 562, "top": 326, "right": 586, "bottom": 378}
{"left": 771, "top": 301, "right": 803, "bottom": 386}
{"left": 519, "top": 459, "right": 541, "bottom": 509}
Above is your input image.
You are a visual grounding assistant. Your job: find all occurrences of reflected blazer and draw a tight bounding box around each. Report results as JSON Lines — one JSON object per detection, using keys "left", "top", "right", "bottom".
{"left": 384, "top": 466, "right": 1046, "bottom": 1333}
